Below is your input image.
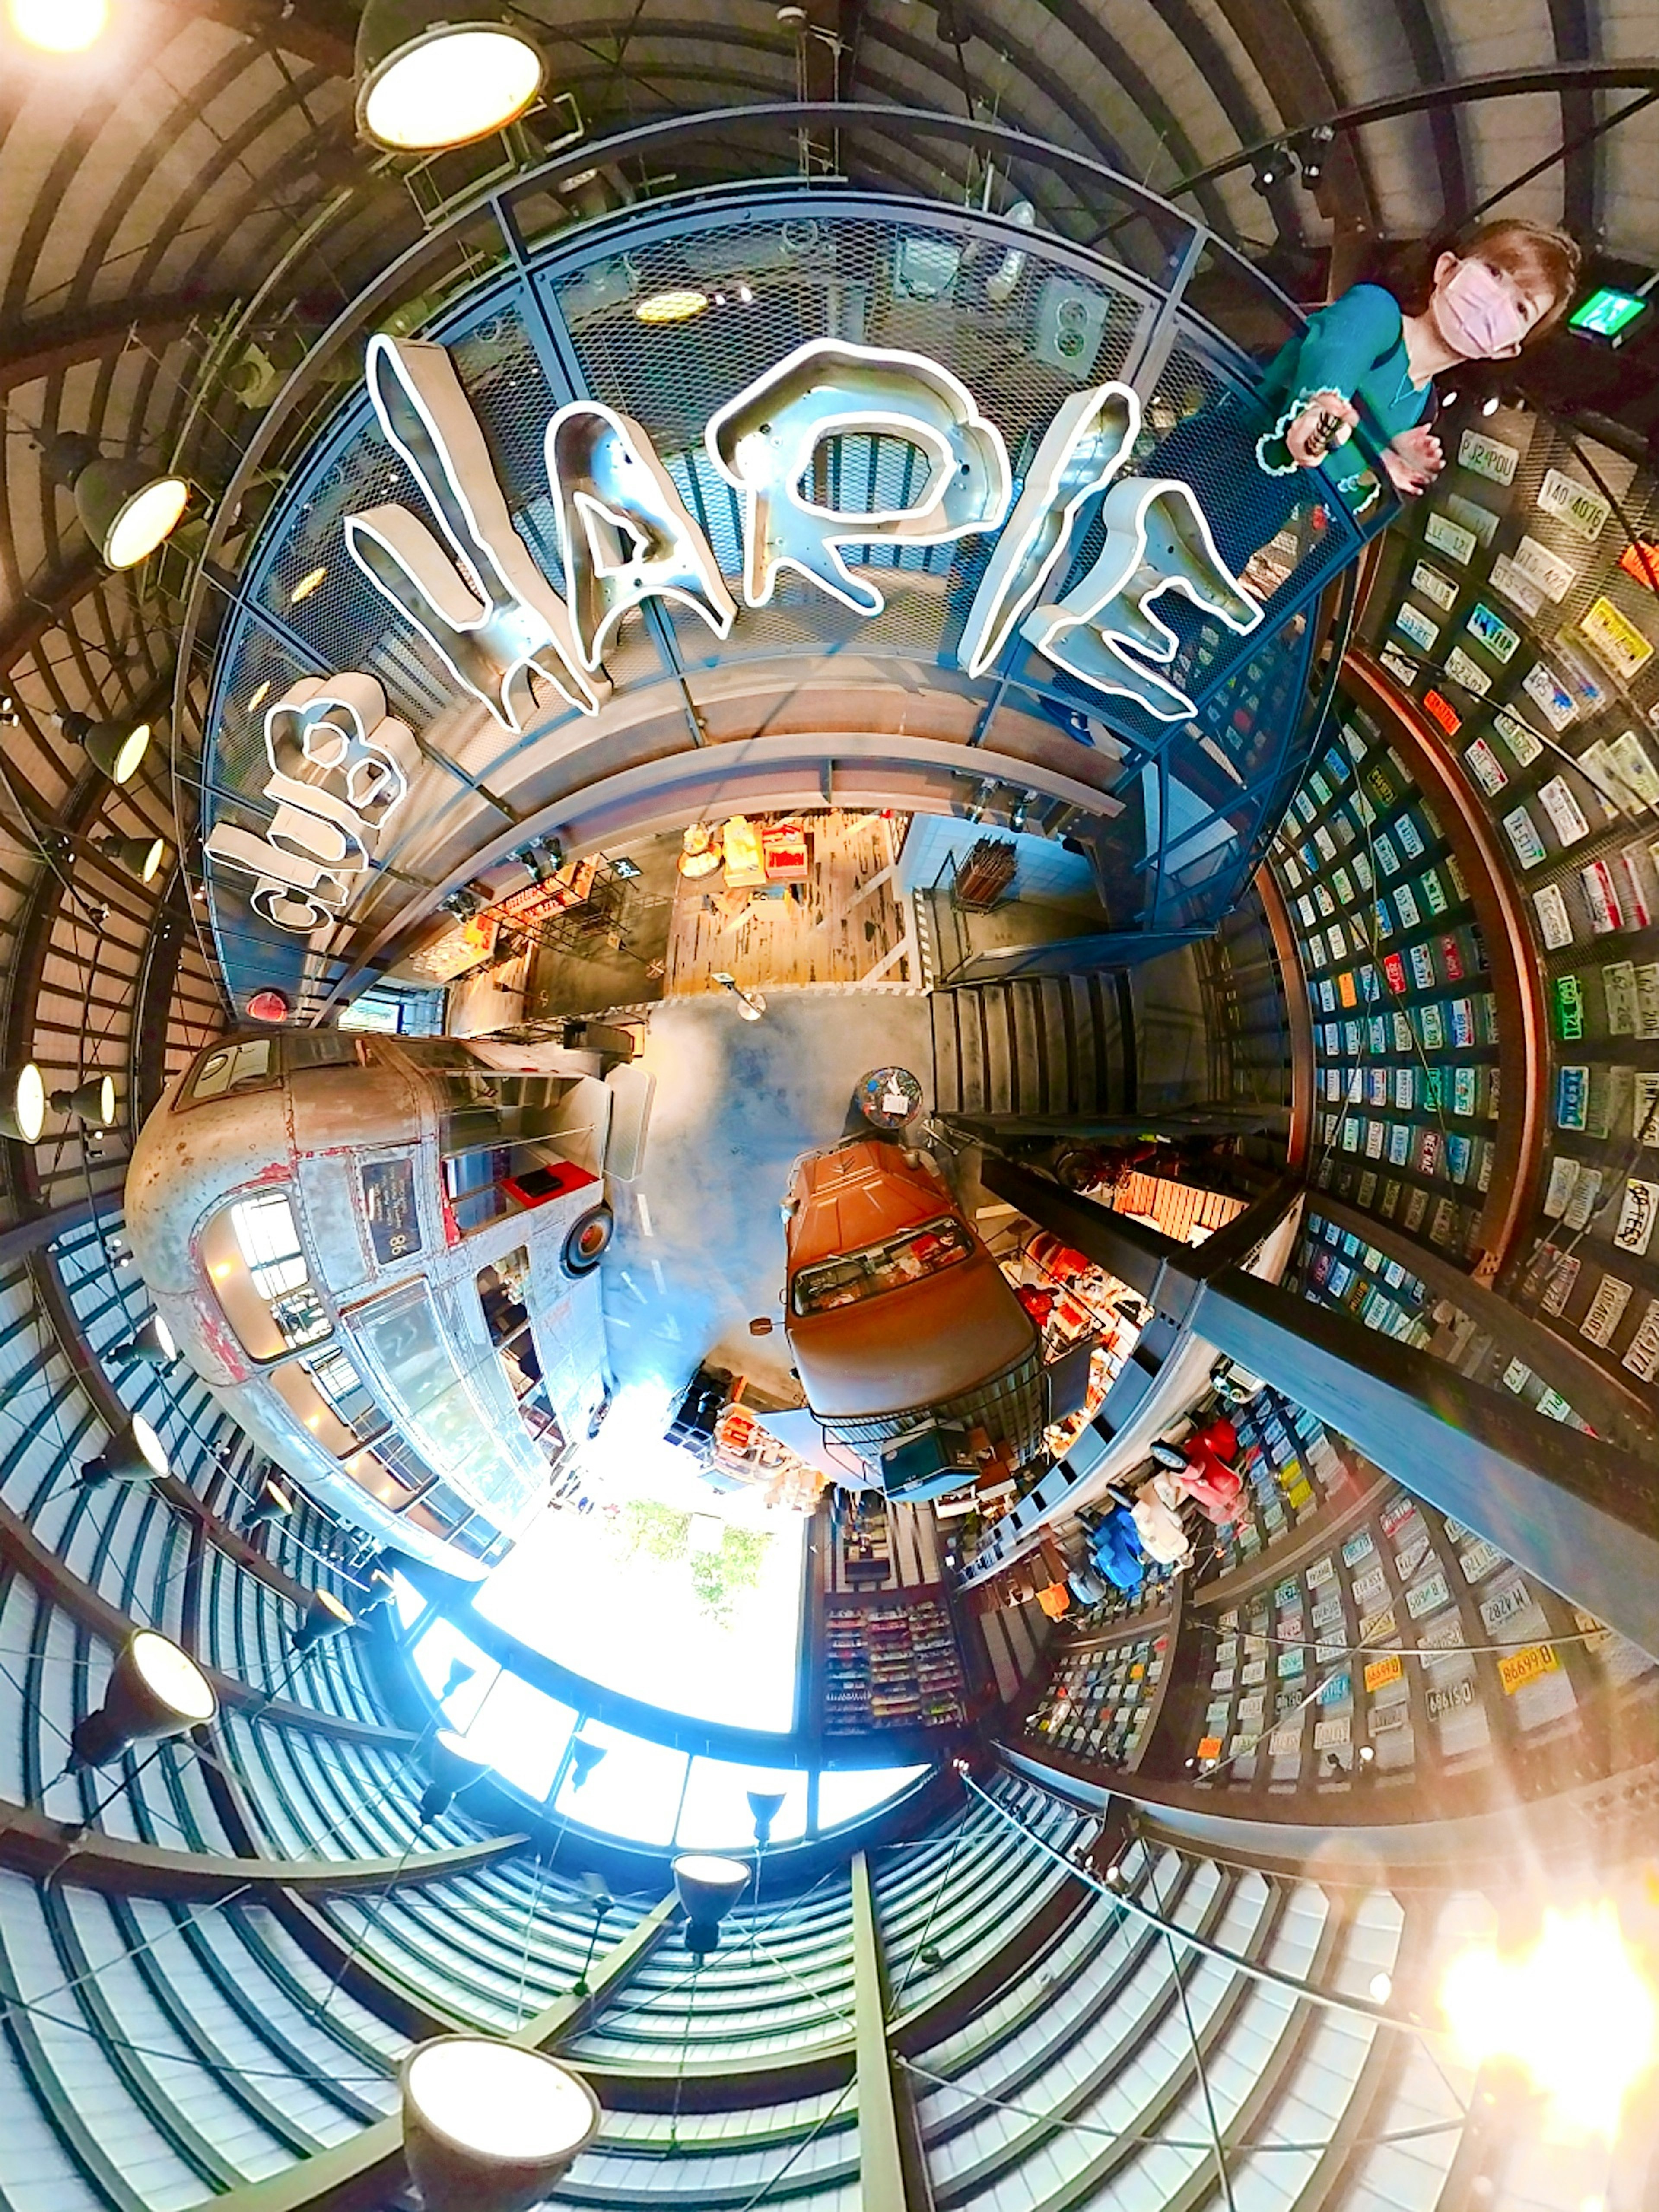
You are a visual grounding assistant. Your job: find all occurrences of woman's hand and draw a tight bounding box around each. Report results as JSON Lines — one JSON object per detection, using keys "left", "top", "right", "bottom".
{"left": 1283, "top": 393, "right": 1359, "bottom": 467}
{"left": 1382, "top": 424, "right": 1444, "bottom": 496}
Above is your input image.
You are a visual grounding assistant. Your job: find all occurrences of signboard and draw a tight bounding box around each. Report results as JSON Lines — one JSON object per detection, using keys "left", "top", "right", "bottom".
{"left": 360, "top": 1157, "right": 423, "bottom": 1266}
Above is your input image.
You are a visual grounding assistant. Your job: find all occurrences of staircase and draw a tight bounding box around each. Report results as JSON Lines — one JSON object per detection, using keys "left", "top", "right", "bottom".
{"left": 930, "top": 975, "right": 1132, "bottom": 1130}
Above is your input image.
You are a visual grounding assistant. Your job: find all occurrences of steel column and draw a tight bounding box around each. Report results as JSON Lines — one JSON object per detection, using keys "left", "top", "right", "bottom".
{"left": 851, "top": 1850, "right": 932, "bottom": 2212}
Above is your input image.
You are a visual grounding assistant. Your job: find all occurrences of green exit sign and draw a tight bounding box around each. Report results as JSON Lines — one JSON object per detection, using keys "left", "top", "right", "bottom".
{"left": 1569, "top": 286, "right": 1648, "bottom": 342}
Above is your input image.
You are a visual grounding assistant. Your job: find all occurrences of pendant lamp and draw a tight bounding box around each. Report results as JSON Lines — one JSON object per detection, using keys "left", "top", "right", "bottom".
{"left": 420, "top": 1728, "right": 491, "bottom": 1822}
{"left": 565, "top": 1736, "right": 606, "bottom": 1791}
{"left": 356, "top": 1, "right": 544, "bottom": 152}
{"left": 80, "top": 1414, "right": 170, "bottom": 1486}
{"left": 292, "top": 1588, "right": 355, "bottom": 1653}
{"left": 671, "top": 1852, "right": 749, "bottom": 1955}
{"left": 0, "top": 1063, "right": 46, "bottom": 1142}
{"left": 245, "top": 1478, "right": 294, "bottom": 1529}
{"left": 109, "top": 1313, "right": 176, "bottom": 1368}
{"left": 401, "top": 2037, "right": 601, "bottom": 2212}
{"left": 58, "top": 710, "right": 153, "bottom": 785}
{"left": 43, "top": 432, "right": 189, "bottom": 571}
{"left": 70, "top": 1629, "right": 217, "bottom": 1769}
{"left": 747, "top": 1789, "right": 786, "bottom": 1844}
{"left": 51, "top": 1074, "right": 116, "bottom": 1126}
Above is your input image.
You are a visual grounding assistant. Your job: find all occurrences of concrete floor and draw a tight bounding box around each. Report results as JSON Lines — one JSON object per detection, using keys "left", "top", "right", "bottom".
{"left": 596, "top": 989, "right": 937, "bottom": 1414}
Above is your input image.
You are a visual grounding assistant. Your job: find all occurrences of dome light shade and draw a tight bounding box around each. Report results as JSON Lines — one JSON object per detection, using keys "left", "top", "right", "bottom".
{"left": 99, "top": 833, "right": 167, "bottom": 884}
{"left": 401, "top": 2037, "right": 601, "bottom": 2212}
{"left": 356, "top": 2, "right": 545, "bottom": 152}
{"left": 293, "top": 1588, "right": 356, "bottom": 1652}
{"left": 51, "top": 1074, "right": 116, "bottom": 1126}
{"left": 81, "top": 1413, "right": 170, "bottom": 1486}
{"left": 672, "top": 1852, "right": 749, "bottom": 1954}
{"left": 747, "top": 1789, "right": 786, "bottom": 1843}
{"left": 70, "top": 1629, "right": 217, "bottom": 1768}
{"left": 110, "top": 1312, "right": 176, "bottom": 1368}
{"left": 43, "top": 433, "right": 188, "bottom": 570}
{"left": 0, "top": 1062, "right": 46, "bottom": 1142}
{"left": 420, "top": 1728, "right": 490, "bottom": 1820}
{"left": 60, "top": 711, "right": 153, "bottom": 784}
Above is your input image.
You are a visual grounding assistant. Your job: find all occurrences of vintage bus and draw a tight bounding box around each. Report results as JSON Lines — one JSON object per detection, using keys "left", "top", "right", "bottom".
{"left": 126, "top": 1023, "right": 648, "bottom": 1576}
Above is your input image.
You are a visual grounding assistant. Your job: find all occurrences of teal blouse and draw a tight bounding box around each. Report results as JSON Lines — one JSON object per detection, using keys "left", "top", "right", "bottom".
{"left": 1254, "top": 284, "right": 1431, "bottom": 498}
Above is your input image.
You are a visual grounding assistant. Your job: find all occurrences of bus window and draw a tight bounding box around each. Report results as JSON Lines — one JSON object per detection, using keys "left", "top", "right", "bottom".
{"left": 268, "top": 1361, "right": 360, "bottom": 1457}
{"left": 478, "top": 1250, "right": 568, "bottom": 1465}
{"left": 200, "top": 1190, "right": 331, "bottom": 1360}
{"left": 791, "top": 1216, "right": 973, "bottom": 1315}
{"left": 443, "top": 1144, "right": 597, "bottom": 1236}
{"left": 181, "top": 1038, "right": 274, "bottom": 1107}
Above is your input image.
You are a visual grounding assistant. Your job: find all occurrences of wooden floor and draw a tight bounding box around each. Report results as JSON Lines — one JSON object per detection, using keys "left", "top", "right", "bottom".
{"left": 664, "top": 811, "right": 916, "bottom": 995}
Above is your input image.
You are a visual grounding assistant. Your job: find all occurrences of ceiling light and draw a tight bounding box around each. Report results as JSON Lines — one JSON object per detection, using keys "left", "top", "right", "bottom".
{"left": 0, "top": 1062, "right": 46, "bottom": 1142}
{"left": 80, "top": 1413, "right": 171, "bottom": 1487}
{"left": 356, "top": 1, "right": 545, "bottom": 153}
{"left": 566, "top": 1737, "right": 606, "bottom": 1790}
{"left": 421, "top": 1728, "right": 492, "bottom": 1822}
{"left": 401, "top": 2037, "right": 601, "bottom": 2212}
{"left": 7, "top": 0, "right": 108, "bottom": 51}
{"left": 636, "top": 288, "right": 709, "bottom": 325}
{"left": 51, "top": 1073, "right": 115, "bottom": 1125}
{"left": 245, "top": 1478, "right": 294, "bottom": 1529}
{"left": 98, "top": 833, "right": 166, "bottom": 884}
{"left": 110, "top": 1313, "right": 177, "bottom": 1368}
{"left": 1369, "top": 1971, "right": 1392, "bottom": 2003}
{"left": 246, "top": 681, "right": 271, "bottom": 713}
{"left": 43, "top": 432, "right": 189, "bottom": 570}
{"left": 69, "top": 1629, "right": 217, "bottom": 1768}
{"left": 292, "top": 1588, "right": 356, "bottom": 1652}
{"left": 289, "top": 566, "right": 327, "bottom": 604}
{"left": 672, "top": 1852, "right": 750, "bottom": 1955}
{"left": 59, "top": 710, "right": 153, "bottom": 785}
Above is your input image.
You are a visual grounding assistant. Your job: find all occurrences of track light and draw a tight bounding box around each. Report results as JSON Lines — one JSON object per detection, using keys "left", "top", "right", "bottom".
{"left": 97, "top": 833, "right": 167, "bottom": 884}
{"left": 42, "top": 432, "right": 189, "bottom": 571}
{"left": 245, "top": 1478, "right": 294, "bottom": 1529}
{"left": 0, "top": 1062, "right": 46, "bottom": 1142}
{"left": 1250, "top": 149, "right": 1287, "bottom": 196}
{"left": 80, "top": 1414, "right": 171, "bottom": 1486}
{"left": 356, "top": 0, "right": 545, "bottom": 153}
{"left": 400, "top": 2037, "right": 601, "bottom": 2212}
{"left": 51, "top": 1074, "right": 115, "bottom": 1126}
{"left": 420, "top": 1728, "right": 491, "bottom": 1821}
{"left": 69, "top": 1630, "right": 217, "bottom": 1769}
{"left": 109, "top": 1313, "right": 176, "bottom": 1369}
{"left": 292, "top": 1588, "right": 355, "bottom": 1653}
{"left": 672, "top": 1852, "right": 749, "bottom": 1955}
{"left": 747, "top": 1789, "right": 786, "bottom": 1844}
{"left": 57, "top": 710, "right": 154, "bottom": 786}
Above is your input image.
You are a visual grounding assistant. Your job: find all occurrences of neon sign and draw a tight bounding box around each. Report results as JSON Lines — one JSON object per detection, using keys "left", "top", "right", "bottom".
{"left": 209, "top": 334, "right": 1260, "bottom": 933}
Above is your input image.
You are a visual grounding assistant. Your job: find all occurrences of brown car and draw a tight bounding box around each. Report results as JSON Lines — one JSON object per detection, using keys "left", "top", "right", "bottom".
{"left": 782, "top": 1141, "right": 1039, "bottom": 1482}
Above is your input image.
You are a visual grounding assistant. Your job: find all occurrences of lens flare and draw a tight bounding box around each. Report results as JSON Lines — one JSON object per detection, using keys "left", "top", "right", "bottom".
{"left": 9, "top": 0, "right": 109, "bottom": 52}
{"left": 1439, "top": 1903, "right": 1657, "bottom": 2139}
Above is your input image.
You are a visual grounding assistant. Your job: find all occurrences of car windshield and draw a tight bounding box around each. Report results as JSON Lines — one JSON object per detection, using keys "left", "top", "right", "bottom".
{"left": 792, "top": 1215, "right": 973, "bottom": 1315}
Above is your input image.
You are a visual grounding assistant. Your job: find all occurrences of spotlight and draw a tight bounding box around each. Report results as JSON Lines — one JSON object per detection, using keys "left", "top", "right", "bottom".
{"left": 109, "top": 1313, "right": 176, "bottom": 1369}
{"left": 80, "top": 1414, "right": 170, "bottom": 1487}
{"left": 356, "top": 0, "right": 545, "bottom": 153}
{"left": 51, "top": 1074, "right": 115, "bottom": 1126}
{"left": 0, "top": 1062, "right": 46, "bottom": 1142}
{"left": 747, "top": 1789, "right": 786, "bottom": 1844}
{"left": 58, "top": 711, "right": 153, "bottom": 786}
{"left": 7, "top": 0, "right": 109, "bottom": 57}
{"left": 42, "top": 433, "right": 189, "bottom": 571}
{"left": 400, "top": 2037, "right": 601, "bottom": 2212}
{"left": 1250, "top": 149, "right": 1287, "bottom": 196}
{"left": 672, "top": 1852, "right": 749, "bottom": 1955}
{"left": 245, "top": 1478, "right": 294, "bottom": 1529}
{"left": 420, "top": 1728, "right": 491, "bottom": 1822}
{"left": 69, "top": 1630, "right": 217, "bottom": 1769}
{"left": 355, "top": 1568, "right": 399, "bottom": 1618}
{"left": 292, "top": 1588, "right": 355, "bottom": 1653}
{"left": 635, "top": 288, "right": 709, "bottom": 326}
{"left": 97, "top": 833, "right": 167, "bottom": 884}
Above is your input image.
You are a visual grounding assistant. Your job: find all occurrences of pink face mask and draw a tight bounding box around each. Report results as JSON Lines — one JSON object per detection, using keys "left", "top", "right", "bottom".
{"left": 1439, "top": 258, "right": 1531, "bottom": 357}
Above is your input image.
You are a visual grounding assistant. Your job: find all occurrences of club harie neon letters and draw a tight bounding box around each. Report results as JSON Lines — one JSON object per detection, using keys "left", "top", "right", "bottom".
{"left": 208, "top": 333, "right": 1260, "bottom": 934}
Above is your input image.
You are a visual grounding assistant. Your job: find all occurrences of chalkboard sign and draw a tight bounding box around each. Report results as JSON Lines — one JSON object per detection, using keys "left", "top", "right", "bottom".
{"left": 360, "top": 1157, "right": 423, "bottom": 1266}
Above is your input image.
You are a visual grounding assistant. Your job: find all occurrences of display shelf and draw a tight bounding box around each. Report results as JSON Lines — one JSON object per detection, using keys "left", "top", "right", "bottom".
{"left": 821, "top": 1588, "right": 968, "bottom": 1735}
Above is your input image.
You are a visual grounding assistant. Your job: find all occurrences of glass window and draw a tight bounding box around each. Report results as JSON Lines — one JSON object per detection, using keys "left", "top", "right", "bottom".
{"left": 817, "top": 1765, "right": 930, "bottom": 1831}
{"left": 200, "top": 1190, "right": 330, "bottom": 1360}
{"left": 182, "top": 1038, "right": 273, "bottom": 1106}
{"left": 792, "top": 1217, "right": 973, "bottom": 1316}
{"left": 410, "top": 1622, "right": 499, "bottom": 1730}
{"left": 391, "top": 1571, "right": 429, "bottom": 1631}
{"left": 461, "top": 1674, "right": 577, "bottom": 1802}
{"left": 675, "top": 1758, "right": 807, "bottom": 1850}
{"left": 552, "top": 1721, "right": 687, "bottom": 1846}
{"left": 267, "top": 1360, "right": 359, "bottom": 1456}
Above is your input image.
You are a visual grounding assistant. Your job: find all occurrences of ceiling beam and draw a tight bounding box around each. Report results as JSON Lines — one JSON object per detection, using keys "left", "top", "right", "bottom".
{"left": 0, "top": 297, "right": 233, "bottom": 397}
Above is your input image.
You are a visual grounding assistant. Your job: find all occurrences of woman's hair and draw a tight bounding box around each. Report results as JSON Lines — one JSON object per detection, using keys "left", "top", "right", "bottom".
{"left": 1369, "top": 219, "right": 1581, "bottom": 344}
{"left": 1462, "top": 217, "right": 1582, "bottom": 340}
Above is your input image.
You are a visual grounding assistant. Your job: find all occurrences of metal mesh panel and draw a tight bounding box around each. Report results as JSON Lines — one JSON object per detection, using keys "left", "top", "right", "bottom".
{"left": 820, "top": 1346, "right": 1048, "bottom": 1471}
